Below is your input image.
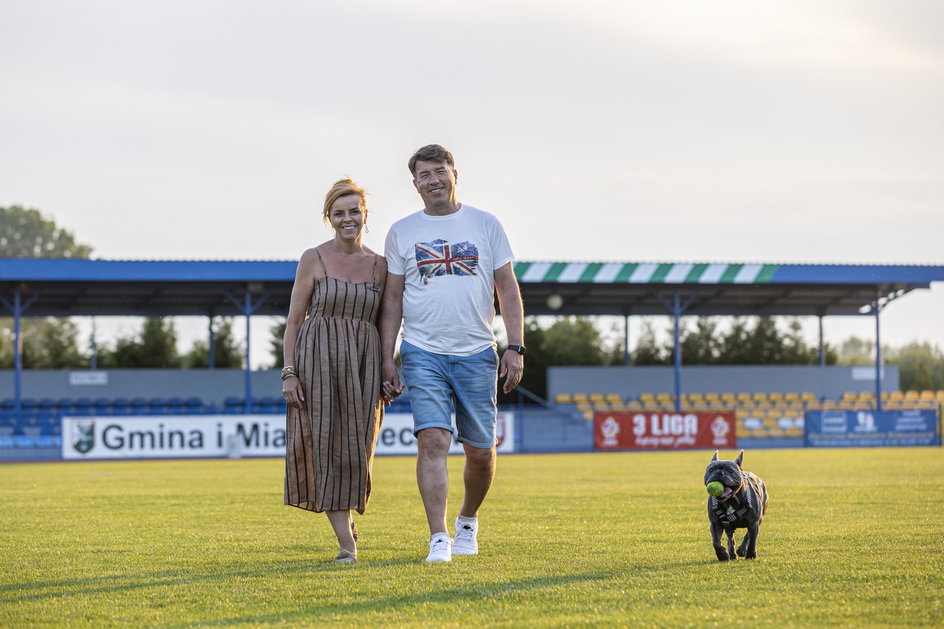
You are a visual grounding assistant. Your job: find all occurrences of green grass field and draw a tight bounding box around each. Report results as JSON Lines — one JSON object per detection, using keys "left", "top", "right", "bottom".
{"left": 2, "top": 448, "right": 942, "bottom": 627}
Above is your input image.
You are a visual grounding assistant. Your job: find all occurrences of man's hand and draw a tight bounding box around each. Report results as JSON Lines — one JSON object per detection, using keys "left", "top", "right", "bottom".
{"left": 382, "top": 360, "right": 404, "bottom": 405}
{"left": 499, "top": 349, "right": 524, "bottom": 394}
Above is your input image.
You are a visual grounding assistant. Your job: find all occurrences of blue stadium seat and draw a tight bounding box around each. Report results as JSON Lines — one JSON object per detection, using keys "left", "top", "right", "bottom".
{"left": 93, "top": 397, "right": 113, "bottom": 416}
{"left": 223, "top": 396, "right": 245, "bottom": 414}
{"left": 0, "top": 398, "right": 15, "bottom": 410}
{"left": 166, "top": 397, "right": 185, "bottom": 414}
{"left": 111, "top": 398, "right": 132, "bottom": 415}
{"left": 38, "top": 398, "right": 57, "bottom": 411}
{"left": 130, "top": 398, "right": 148, "bottom": 415}
{"left": 55, "top": 397, "right": 76, "bottom": 412}
{"left": 183, "top": 397, "right": 205, "bottom": 414}
{"left": 73, "top": 398, "right": 94, "bottom": 416}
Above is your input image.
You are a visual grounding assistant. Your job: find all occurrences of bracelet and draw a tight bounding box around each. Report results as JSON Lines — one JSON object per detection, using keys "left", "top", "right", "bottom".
{"left": 281, "top": 372, "right": 298, "bottom": 381}
{"left": 281, "top": 366, "right": 297, "bottom": 381}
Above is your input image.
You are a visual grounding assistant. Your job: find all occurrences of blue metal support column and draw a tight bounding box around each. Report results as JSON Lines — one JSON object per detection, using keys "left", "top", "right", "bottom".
{"left": 0, "top": 287, "right": 39, "bottom": 416}
{"left": 874, "top": 297, "right": 883, "bottom": 412}
{"left": 656, "top": 291, "right": 696, "bottom": 412}
{"left": 224, "top": 287, "right": 270, "bottom": 413}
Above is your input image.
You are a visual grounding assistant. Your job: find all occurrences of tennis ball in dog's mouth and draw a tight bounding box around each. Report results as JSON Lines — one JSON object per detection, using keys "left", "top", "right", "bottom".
{"left": 706, "top": 481, "right": 724, "bottom": 497}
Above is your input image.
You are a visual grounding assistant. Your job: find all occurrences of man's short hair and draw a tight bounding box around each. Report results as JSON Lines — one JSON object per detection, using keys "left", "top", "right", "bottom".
{"left": 408, "top": 144, "right": 455, "bottom": 176}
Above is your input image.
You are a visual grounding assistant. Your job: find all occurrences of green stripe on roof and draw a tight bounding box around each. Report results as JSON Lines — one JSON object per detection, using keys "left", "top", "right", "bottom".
{"left": 579, "top": 263, "right": 604, "bottom": 282}
{"left": 513, "top": 261, "right": 532, "bottom": 279}
{"left": 685, "top": 263, "right": 709, "bottom": 283}
{"left": 719, "top": 264, "right": 743, "bottom": 283}
{"left": 755, "top": 264, "right": 779, "bottom": 282}
{"left": 614, "top": 263, "right": 638, "bottom": 282}
{"left": 650, "top": 263, "right": 674, "bottom": 282}
{"left": 543, "top": 262, "right": 569, "bottom": 282}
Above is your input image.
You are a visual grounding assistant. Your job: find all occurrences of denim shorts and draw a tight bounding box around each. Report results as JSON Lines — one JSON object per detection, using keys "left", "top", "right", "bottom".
{"left": 399, "top": 340, "right": 499, "bottom": 449}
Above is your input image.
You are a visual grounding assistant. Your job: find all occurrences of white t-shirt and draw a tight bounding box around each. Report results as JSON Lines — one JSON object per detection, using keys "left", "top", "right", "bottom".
{"left": 385, "top": 204, "right": 515, "bottom": 356}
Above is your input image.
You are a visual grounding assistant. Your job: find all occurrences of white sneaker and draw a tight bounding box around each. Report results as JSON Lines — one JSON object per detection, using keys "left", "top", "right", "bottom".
{"left": 426, "top": 534, "right": 452, "bottom": 563}
{"left": 452, "top": 516, "right": 478, "bottom": 556}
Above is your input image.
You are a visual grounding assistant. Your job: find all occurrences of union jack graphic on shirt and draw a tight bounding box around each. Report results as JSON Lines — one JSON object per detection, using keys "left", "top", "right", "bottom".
{"left": 414, "top": 239, "right": 479, "bottom": 285}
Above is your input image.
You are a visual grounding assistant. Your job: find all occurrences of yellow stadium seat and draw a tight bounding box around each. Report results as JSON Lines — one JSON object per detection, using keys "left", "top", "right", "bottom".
{"left": 888, "top": 390, "right": 904, "bottom": 401}
{"left": 588, "top": 393, "right": 605, "bottom": 403}
{"left": 625, "top": 400, "right": 643, "bottom": 411}
{"left": 737, "top": 392, "right": 752, "bottom": 402}
{"left": 605, "top": 393, "right": 623, "bottom": 403}
{"left": 904, "top": 390, "right": 920, "bottom": 400}
{"left": 752, "top": 392, "right": 769, "bottom": 402}
{"left": 841, "top": 391, "right": 857, "bottom": 402}
{"left": 572, "top": 393, "right": 589, "bottom": 403}
{"left": 554, "top": 393, "right": 573, "bottom": 404}
{"left": 920, "top": 390, "right": 935, "bottom": 400}
{"left": 784, "top": 392, "right": 800, "bottom": 402}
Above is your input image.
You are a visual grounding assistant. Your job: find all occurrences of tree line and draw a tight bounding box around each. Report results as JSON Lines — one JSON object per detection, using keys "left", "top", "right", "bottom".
{"left": 4, "top": 205, "right": 944, "bottom": 393}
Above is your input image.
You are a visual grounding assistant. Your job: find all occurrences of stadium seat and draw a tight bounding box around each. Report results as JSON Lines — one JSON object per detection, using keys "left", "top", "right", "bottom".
{"left": 554, "top": 393, "right": 573, "bottom": 404}
{"left": 73, "top": 398, "right": 94, "bottom": 416}
{"left": 588, "top": 393, "right": 605, "bottom": 403}
{"left": 148, "top": 397, "right": 168, "bottom": 414}
{"left": 93, "top": 397, "right": 112, "bottom": 415}
{"left": 605, "top": 393, "right": 623, "bottom": 403}
{"left": 571, "top": 393, "right": 588, "bottom": 404}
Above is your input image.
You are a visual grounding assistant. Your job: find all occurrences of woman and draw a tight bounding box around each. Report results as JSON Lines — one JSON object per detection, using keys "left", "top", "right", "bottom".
{"left": 282, "top": 178, "right": 386, "bottom": 563}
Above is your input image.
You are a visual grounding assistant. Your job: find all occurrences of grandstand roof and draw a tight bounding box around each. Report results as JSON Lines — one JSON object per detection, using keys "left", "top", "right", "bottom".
{"left": 1, "top": 258, "right": 943, "bottom": 318}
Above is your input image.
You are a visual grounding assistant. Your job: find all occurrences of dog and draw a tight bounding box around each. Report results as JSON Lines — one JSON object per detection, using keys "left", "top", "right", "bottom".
{"left": 704, "top": 449, "right": 769, "bottom": 561}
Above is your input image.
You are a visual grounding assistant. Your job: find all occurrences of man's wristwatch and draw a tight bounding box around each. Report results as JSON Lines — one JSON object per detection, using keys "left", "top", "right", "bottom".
{"left": 507, "top": 344, "right": 526, "bottom": 356}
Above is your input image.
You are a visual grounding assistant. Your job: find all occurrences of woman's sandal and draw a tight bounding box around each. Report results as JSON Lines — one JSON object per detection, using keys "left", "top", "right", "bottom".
{"left": 334, "top": 548, "right": 356, "bottom": 563}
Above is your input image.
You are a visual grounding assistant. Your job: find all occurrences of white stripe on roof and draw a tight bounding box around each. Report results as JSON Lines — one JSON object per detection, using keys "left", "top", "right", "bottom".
{"left": 664, "top": 263, "right": 694, "bottom": 283}
{"left": 521, "top": 262, "right": 553, "bottom": 282}
{"left": 700, "top": 264, "right": 728, "bottom": 283}
{"left": 594, "top": 263, "right": 624, "bottom": 283}
{"left": 734, "top": 264, "right": 763, "bottom": 283}
{"left": 558, "top": 262, "right": 589, "bottom": 283}
{"left": 629, "top": 263, "right": 659, "bottom": 283}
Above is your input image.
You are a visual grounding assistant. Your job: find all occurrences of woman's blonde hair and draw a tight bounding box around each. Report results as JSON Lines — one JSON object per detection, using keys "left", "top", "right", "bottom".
{"left": 322, "top": 178, "right": 366, "bottom": 225}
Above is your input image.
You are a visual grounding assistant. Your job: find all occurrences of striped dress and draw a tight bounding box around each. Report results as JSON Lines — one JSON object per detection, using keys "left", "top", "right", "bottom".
{"left": 284, "top": 257, "right": 384, "bottom": 514}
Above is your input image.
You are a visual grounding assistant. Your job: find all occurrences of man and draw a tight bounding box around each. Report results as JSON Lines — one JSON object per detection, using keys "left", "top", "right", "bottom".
{"left": 380, "top": 144, "right": 524, "bottom": 563}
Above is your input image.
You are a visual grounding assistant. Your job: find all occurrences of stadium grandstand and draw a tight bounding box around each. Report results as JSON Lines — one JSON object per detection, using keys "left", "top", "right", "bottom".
{"left": 2, "top": 257, "right": 943, "bottom": 458}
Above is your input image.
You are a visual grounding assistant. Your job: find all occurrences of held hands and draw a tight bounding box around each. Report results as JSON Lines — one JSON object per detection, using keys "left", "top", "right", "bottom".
{"left": 500, "top": 350, "right": 524, "bottom": 394}
{"left": 381, "top": 360, "right": 404, "bottom": 407}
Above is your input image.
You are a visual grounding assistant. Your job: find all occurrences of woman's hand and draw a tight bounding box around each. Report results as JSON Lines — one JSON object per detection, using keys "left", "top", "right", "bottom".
{"left": 283, "top": 376, "right": 304, "bottom": 407}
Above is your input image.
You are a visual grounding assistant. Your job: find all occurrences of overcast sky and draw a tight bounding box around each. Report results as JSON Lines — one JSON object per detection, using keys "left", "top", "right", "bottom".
{"left": 2, "top": 0, "right": 942, "bottom": 366}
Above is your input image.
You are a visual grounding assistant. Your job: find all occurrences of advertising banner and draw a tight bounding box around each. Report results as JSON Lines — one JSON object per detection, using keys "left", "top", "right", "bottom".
{"left": 803, "top": 409, "right": 940, "bottom": 448}
{"left": 594, "top": 412, "right": 736, "bottom": 451}
{"left": 62, "top": 412, "right": 515, "bottom": 460}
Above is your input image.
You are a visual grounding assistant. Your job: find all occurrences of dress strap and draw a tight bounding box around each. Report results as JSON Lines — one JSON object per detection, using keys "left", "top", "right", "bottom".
{"left": 313, "top": 247, "right": 328, "bottom": 279}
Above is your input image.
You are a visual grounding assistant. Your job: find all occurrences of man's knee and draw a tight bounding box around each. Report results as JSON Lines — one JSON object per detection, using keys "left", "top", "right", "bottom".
{"left": 417, "top": 427, "right": 452, "bottom": 458}
{"left": 464, "top": 444, "right": 495, "bottom": 467}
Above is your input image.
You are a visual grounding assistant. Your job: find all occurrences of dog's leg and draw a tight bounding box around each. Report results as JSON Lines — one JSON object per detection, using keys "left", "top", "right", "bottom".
{"left": 710, "top": 522, "right": 730, "bottom": 561}
{"left": 741, "top": 522, "right": 759, "bottom": 559}
{"left": 736, "top": 530, "right": 751, "bottom": 557}
{"left": 726, "top": 528, "right": 736, "bottom": 559}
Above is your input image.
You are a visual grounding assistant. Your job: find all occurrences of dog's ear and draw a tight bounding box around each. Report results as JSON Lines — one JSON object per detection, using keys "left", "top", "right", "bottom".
{"left": 735, "top": 449, "right": 744, "bottom": 468}
{"left": 711, "top": 450, "right": 719, "bottom": 462}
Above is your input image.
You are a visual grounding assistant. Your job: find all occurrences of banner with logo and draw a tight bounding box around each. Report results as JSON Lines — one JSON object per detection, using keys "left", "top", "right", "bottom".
{"left": 594, "top": 412, "right": 736, "bottom": 450}
{"left": 62, "top": 412, "right": 515, "bottom": 460}
{"left": 803, "top": 409, "right": 940, "bottom": 448}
